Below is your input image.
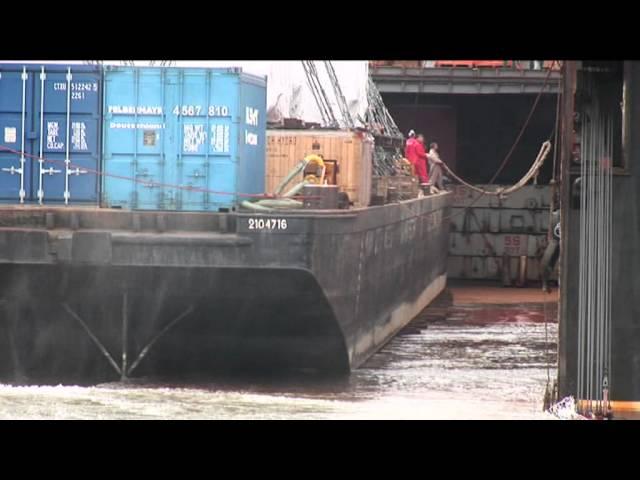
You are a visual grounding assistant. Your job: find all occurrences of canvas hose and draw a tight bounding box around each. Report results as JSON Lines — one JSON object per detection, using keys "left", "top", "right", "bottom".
{"left": 241, "top": 154, "right": 325, "bottom": 211}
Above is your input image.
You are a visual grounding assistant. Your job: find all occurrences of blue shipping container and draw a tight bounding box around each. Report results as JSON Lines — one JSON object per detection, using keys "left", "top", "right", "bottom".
{"left": 102, "top": 66, "right": 267, "bottom": 211}
{"left": 0, "top": 63, "right": 102, "bottom": 204}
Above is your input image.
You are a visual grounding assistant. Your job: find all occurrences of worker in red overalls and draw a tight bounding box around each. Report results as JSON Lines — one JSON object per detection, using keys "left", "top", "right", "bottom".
{"left": 404, "top": 130, "right": 419, "bottom": 178}
{"left": 413, "top": 134, "right": 429, "bottom": 185}
{"left": 405, "top": 130, "right": 417, "bottom": 160}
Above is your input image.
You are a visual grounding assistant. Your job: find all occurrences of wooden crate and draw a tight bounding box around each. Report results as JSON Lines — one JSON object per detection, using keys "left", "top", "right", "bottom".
{"left": 371, "top": 176, "right": 389, "bottom": 204}
{"left": 371, "top": 176, "right": 389, "bottom": 197}
{"left": 266, "top": 130, "right": 373, "bottom": 207}
{"left": 387, "top": 175, "right": 419, "bottom": 200}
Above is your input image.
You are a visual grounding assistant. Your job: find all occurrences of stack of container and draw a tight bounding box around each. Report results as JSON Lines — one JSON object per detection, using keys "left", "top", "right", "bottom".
{"left": 0, "top": 63, "right": 268, "bottom": 212}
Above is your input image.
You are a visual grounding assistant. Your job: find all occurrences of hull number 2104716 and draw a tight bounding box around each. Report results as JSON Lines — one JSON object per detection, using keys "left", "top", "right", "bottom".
{"left": 248, "top": 218, "right": 288, "bottom": 230}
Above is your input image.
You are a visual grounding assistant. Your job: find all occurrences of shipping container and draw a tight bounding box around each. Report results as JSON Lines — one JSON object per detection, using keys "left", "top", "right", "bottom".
{"left": 0, "top": 63, "right": 102, "bottom": 204}
{"left": 101, "top": 66, "right": 266, "bottom": 211}
{"left": 266, "top": 129, "right": 373, "bottom": 207}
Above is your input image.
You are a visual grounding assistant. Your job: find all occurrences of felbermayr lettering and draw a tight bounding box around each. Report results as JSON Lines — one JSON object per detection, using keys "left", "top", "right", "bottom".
{"left": 108, "top": 106, "right": 164, "bottom": 115}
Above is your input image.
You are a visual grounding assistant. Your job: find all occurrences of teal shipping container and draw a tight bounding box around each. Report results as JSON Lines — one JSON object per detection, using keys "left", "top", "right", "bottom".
{"left": 102, "top": 66, "right": 267, "bottom": 211}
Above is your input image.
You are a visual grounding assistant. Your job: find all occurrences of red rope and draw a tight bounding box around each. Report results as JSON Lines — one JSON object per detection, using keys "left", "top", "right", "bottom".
{"left": 0, "top": 145, "right": 317, "bottom": 200}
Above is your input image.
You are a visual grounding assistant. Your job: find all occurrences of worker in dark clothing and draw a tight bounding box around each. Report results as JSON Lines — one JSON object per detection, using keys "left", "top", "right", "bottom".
{"left": 427, "top": 142, "right": 445, "bottom": 192}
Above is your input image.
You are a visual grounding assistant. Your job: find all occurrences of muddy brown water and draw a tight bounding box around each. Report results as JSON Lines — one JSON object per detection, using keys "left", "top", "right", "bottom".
{"left": 0, "top": 286, "right": 559, "bottom": 419}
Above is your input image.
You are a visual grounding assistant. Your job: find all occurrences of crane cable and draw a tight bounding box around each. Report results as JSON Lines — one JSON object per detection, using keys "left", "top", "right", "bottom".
{"left": 543, "top": 71, "right": 563, "bottom": 412}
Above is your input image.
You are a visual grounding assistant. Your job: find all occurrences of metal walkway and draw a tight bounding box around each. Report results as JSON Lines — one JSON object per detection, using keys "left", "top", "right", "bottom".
{"left": 371, "top": 66, "right": 561, "bottom": 95}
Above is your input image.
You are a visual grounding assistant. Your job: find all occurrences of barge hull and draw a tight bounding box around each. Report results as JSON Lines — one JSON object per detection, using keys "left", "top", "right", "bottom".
{"left": 0, "top": 193, "right": 451, "bottom": 382}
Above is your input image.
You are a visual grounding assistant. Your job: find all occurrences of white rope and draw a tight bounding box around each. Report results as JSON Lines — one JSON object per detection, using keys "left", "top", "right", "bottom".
{"left": 440, "top": 141, "right": 552, "bottom": 198}
{"left": 548, "top": 396, "right": 588, "bottom": 420}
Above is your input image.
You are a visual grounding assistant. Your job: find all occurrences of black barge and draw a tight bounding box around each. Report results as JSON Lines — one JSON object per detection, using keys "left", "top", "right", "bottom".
{"left": 0, "top": 192, "right": 451, "bottom": 383}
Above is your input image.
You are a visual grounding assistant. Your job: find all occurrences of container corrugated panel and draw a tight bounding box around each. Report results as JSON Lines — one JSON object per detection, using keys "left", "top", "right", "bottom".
{"left": 101, "top": 67, "right": 266, "bottom": 211}
{"left": 450, "top": 207, "right": 550, "bottom": 234}
{"left": 447, "top": 256, "right": 546, "bottom": 282}
{"left": 449, "top": 232, "right": 548, "bottom": 258}
{"left": 0, "top": 63, "right": 102, "bottom": 204}
{"left": 266, "top": 129, "right": 373, "bottom": 207}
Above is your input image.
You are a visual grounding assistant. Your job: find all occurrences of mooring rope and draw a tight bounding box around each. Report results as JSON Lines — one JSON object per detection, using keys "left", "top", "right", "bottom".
{"left": 440, "top": 141, "right": 551, "bottom": 198}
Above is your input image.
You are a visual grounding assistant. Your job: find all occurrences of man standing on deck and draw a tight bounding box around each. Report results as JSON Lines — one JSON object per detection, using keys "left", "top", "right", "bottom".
{"left": 405, "top": 130, "right": 417, "bottom": 170}
{"left": 413, "top": 134, "right": 429, "bottom": 186}
{"left": 427, "top": 141, "right": 445, "bottom": 193}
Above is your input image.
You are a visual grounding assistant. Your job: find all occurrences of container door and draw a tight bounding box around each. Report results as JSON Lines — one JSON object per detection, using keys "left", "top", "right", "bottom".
{"left": 0, "top": 68, "right": 33, "bottom": 203}
{"left": 103, "top": 68, "right": 167, "bottom": 209}
{"left": 173, "top": 69, "right": 208, "bottom": 210}
{"left": 103, "top": 67, "right": 242, "bottom": 211}
{"left": 31, "top": 67, "right": 101, "bottom": 204}
{"left": 205, "top": 72, "right": 238, "bottom": 210}
{"left": 176, "top": 70, "right": 238, "bottom": 211}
